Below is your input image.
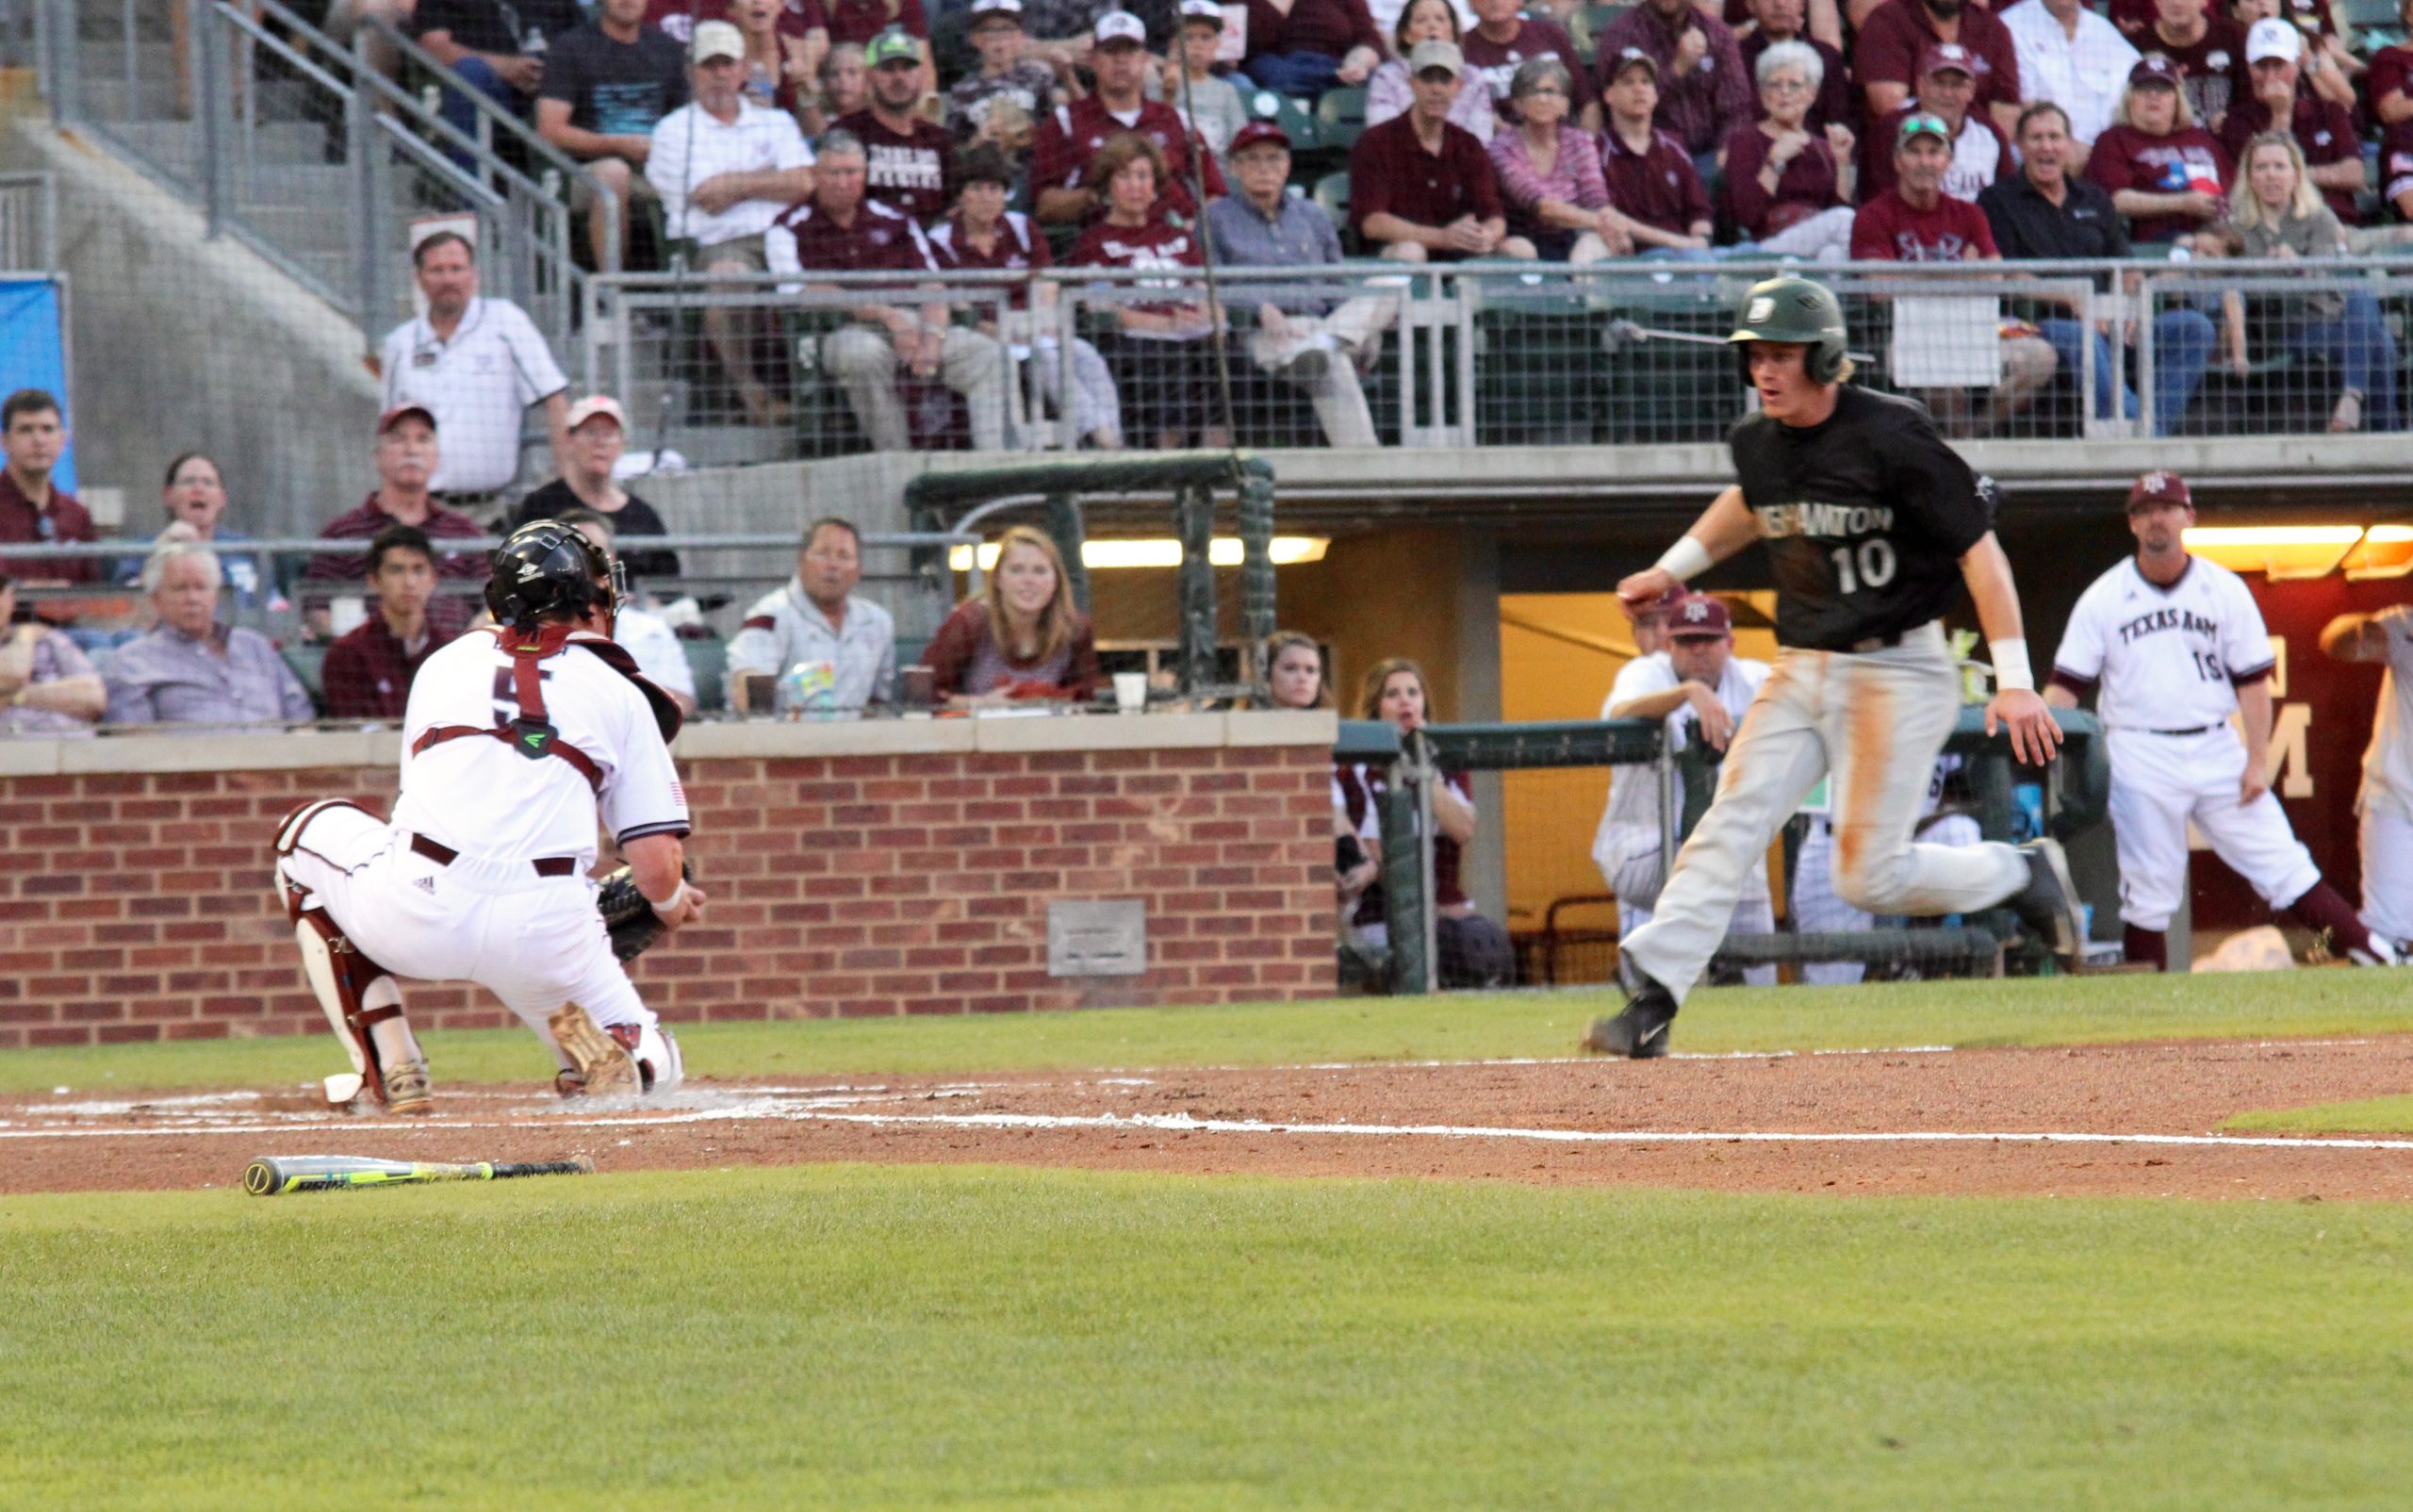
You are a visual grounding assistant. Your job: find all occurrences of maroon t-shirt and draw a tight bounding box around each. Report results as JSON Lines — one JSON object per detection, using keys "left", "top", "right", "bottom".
{"left": 925, "top": 208, "right": 1052, "bottom": 308}
{"left": 2083, "top": 123, "right": 2230, "bottom": 241}
{"left": 2219, "top": 91, "right": 2361, "bottom": 222}
{"left": 1238, "top": 0, "right": 1381, "bottom": 68}
{"left": 2377, "top": 46, "right": 2413, "bottom": 206}
{"left": 1028, "top": 96, "right": 1226, "bottom": 222}
{"left": 320, "top": 616, "right": 455, "bottom": 720}
{"left": 1461, "top": 17, "right": 1593, "bottom": 123}
{"left": 0, "top": 471, "right": 98, "bottom": 585}
{"left": 2138, "top": 18, "right": 2246, "bottom": 129}
{"left": 773, "top": 196, "right": 933, "bottom": 275}
{"left": 834, "top": 107, "right": 954, "bottom": 225}
{"left": 304, "top": 494, "right": 488, "bottom": 635}
{"left": 824, "top": 0, "right": 925, "bottom": 44}
{"left": 1721, "top": 122, "right": 1844, "bottom": 240}
{"left": 1598, "top": 123, "right": 1711, "bottom": 235}
{"left": 1349, "top": 113, "right": 1504, "bottom": 248}
{"left": 1849, "top": 187, "right": 1998, "bottom": 261}
{"left": 2113, "top": 0, "right": 2329, "bottom": 37}
{"left": 1852, "top": 0, "right": 2021, "bottom": 121}
{"left": 641, "top": 0, "right": 829, "bottom": 41}
{"left": 1737, "top": 31, "right": 1851, "bottom": 135}
{"left": 1070, "top": 216, "right": 1205, "bottom": 317}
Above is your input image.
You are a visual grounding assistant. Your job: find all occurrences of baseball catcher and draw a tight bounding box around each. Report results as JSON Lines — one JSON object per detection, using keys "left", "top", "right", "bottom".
{"left": 271, "top": 519, "right": 707, "bottom": 1113}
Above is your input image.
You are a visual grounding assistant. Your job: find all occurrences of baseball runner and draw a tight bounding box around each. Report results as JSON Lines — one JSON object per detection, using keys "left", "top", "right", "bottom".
{"left": 271, "top": 520, "right": 707, "bottom": 1114}
{"left": 2321, "top": 603, "right": 2413, "bottom": 954}
{"left": 1585, "top": 273, "right": 2088, "bottom": 1059}
{"left": 1592, "top": 594, "right": 1779, "bottom": 985}
{"left": 2046, "top": 472, "right": 2395, "bottom": 971}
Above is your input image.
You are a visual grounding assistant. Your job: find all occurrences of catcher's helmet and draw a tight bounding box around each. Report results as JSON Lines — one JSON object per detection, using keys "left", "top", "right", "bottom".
{"left": 484, "top": 518, "right": 624, "bottom": 628}
{"left": 1729, "top": 274, "right": 1849, "bottom": 386}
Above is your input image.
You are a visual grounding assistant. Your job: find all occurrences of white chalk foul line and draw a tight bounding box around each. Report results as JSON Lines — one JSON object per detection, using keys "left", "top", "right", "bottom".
{"left": 8, "top": 1097, "right": 2413, "bottom": 1155}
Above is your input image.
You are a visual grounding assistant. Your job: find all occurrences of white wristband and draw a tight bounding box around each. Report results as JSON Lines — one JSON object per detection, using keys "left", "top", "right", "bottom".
{"left": 645, "top": 879, "right": 688, "bottom": 915}
{"left": 1990, "top": 637, "right": 2034, "bottom": 693}
{"left": 1655, "top": 535, "right": 1714, "bottom": 583}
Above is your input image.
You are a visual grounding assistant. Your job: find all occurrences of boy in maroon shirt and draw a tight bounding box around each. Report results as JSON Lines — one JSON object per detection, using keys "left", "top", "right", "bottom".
{"left": 0, "top": 390, "right": 98, "bottom": 605}
{"left": 321, "top": 525, "right": 455, "bottom": 720}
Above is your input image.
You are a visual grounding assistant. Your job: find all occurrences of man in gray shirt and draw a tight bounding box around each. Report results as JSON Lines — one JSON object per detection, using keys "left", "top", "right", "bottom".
{"left": 1203, "top": 123, "right": 1389, "bottom": 449}
{"left": 104, "top": 543, "right": 317, "bottom": 729}
{"left": 727, "top": 518, "right": 897, "bottom": 715}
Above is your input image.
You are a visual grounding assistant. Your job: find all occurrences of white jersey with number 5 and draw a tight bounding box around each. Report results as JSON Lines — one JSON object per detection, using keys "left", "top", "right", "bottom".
{"left": 2051, "top": 557, "right": 2275, "bottom": 730}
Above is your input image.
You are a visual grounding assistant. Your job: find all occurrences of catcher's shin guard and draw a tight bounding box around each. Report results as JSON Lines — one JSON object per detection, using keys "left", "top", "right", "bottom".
{"left": 291, "top": 912, "right": 431, "bottom": 1115}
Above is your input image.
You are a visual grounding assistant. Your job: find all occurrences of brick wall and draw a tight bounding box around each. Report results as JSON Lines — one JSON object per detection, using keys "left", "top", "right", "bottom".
{"left": 0, "top": 717, "right": 1339, "bottom": 1047}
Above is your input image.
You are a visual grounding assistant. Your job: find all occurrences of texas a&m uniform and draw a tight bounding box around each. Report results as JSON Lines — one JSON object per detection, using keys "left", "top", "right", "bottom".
{"left": 271, "top": 522, "right": 693, "bottom": 1113}
{"left": 2051, "top": 471, "right": 2390, "bottom": 967}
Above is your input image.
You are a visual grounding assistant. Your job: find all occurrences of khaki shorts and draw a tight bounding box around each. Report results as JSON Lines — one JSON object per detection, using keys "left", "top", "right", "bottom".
{"left": 668, "top": 234, "right": 769, "bottom": 273}
{"left": 567, "top": 165, "right": 659, "bottom": 213}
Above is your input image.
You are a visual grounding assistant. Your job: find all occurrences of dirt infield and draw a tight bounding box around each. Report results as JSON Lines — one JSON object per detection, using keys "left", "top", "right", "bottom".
{"left": 8, "top": 1036, "right": 2413, "bottom": 1200}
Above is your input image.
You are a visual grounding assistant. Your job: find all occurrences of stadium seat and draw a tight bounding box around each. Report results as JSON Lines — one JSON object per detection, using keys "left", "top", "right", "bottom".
{"left": 786, "top": 308, "right": 869, "bottom": 459}
{"left": 1245, "top": 88, "right": 1321, "bottom": 155}
{"left": 1312, "top": 170, "right": 1351, "bottom": 232}
{"left": 680, "top": 633, "right": 727, "bottom": 713}
{"left": 1312, "top": 87, "right": 1367, "bottom": 155}
{"left": 280, "top": 642, "right": 328, "bottom": 717}
{"left": 1569, "top": 2, "right": 1635, "bottom": 52}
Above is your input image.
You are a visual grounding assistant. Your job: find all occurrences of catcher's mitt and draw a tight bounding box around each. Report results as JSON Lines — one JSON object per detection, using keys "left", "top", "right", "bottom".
{"left": 596, "top": 863, "right": 694, "bottom": 962}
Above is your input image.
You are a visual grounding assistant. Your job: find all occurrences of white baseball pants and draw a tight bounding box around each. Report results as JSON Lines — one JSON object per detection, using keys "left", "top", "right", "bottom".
{"left": 1605, "top": 841, "right": 1776, "bottom": 986}
{"left": 1619, "top": 624, "right": 2029, "bottom": 1005}
{"left": 275, "top": 804, "right": 657, "bottom": 1063}
{"left": 2361, "top": 805, "right": 2413, "bottom": 947}
{"left": 2105, "top": 727, "right": 2321, "bottom": 932}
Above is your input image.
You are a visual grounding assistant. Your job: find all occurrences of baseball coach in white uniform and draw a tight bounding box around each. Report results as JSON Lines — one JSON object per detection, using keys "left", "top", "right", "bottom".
{"left": 2045, "top": 470, "right": 2394, "bottom": 971}
{"left": 271, "top": 519, "right": 708, "bottom": 1114}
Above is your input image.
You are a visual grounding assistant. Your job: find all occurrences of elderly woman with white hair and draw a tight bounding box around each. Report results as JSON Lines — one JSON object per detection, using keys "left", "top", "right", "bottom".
{"left": 1487, "top": 56, "right": 1624, "bottom": 261}
{"left": 1718, "top": 40, "right": 1857, "bottom": 260}
{"left": 101, "top": 541, "right": 316, "bottom": 727}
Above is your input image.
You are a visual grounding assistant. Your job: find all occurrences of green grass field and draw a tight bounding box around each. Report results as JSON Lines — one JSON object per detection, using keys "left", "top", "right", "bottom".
{"left": 7, "top": 967, "right": 2409, "bottom": 1097}
{"left": 10, "top": 973, "right": 2413, "bottom": 1508}
{"left": 6, "top": 1164, "right": 2413, "bottom": 1510}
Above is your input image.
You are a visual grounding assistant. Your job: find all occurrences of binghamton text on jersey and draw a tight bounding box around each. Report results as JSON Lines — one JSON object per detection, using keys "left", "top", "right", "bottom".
{"left": 1728, "top": 387, "right": 1995, "bottom": 652}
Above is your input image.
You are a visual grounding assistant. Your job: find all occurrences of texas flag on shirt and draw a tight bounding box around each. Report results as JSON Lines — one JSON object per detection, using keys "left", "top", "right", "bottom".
{"left": 2154, "top": 152, "right": 2224, "bottom": 198}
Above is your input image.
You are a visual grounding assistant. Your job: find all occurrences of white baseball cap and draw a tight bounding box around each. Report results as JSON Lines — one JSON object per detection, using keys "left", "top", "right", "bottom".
{"left": 1179, "top": 0, "right": 1224, "bottom": 20}
{"left": 2245, "top": 16, "right": 2301, "bottom": 63}
{"left": 690, "top": 20, "right": 746, "bottom": 62}
{"left": 565, "top": 395, "right": 627, "bottom": 431}
{"left": 1094, "top": 9, "right": 1147, "bottom": 44}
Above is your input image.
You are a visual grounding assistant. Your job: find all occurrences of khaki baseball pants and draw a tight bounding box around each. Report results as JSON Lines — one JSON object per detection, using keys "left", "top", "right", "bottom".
{"left": 1619, "top": 622, "right": 2029, "bottom": 1005}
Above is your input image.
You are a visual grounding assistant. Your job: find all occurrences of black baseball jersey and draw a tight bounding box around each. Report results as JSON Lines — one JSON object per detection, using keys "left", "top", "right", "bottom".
{"left": 1728, "top": 386, "right": 1994, "bottom": 652}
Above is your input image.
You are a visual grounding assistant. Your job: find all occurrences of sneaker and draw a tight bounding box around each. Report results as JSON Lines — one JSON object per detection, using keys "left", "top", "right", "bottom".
{"left": 1583, "top": 978, "right": 1679, "bottom": 1060}
{"left": 548, "top": 1005, "right": 642, "bottom": 1099}
{"left": 2348, "top": 935, "right": 2403, "bottom": 967}
{"left": 381, "top": 1058, "right": 434, "bottom": 1117}
{"left": 2010, "top": 838, "right": 2087, "bottom": 963}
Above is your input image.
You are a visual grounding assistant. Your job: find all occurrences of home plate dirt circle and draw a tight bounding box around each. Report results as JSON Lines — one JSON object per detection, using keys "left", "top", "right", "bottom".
{"left": 8, "top": 1037, "right": 2413, "bottom": 1200}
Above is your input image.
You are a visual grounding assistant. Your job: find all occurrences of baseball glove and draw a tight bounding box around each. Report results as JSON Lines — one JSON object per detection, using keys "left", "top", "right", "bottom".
{"left": 596, "top": 863, "right": 694, "bottom": 962}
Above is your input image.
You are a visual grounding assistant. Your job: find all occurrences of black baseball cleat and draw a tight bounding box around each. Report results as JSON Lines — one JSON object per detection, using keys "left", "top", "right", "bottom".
{"left": 2010, "top": 837, "right": 2088, "bottom": 964}
{"left": 1584, "top": 978, "right": 1679, "bottom": 1060}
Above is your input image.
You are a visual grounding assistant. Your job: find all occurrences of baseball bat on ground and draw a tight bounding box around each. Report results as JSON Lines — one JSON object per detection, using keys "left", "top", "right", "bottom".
{"left": 243, "top": 1154, "right": 595, "bottom": 1196}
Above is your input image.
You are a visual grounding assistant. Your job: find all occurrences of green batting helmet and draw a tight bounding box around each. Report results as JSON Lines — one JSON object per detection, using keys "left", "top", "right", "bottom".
{"left": 1729, "top": 274, "right": 1849, "bottom": 386}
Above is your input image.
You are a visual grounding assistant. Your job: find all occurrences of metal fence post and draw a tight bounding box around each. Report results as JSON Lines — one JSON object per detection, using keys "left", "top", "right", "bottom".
{"left": 1236, "top": 465, "right": 1275, "bottom": 652}
{"left": 350, "top": 74, "right": 382, "bottom": 330}
{"left": 1174, "top": 481, "right": 1216, "bottom": 692}
{"left": 1377, "top": 739, "right": 1431, "bottom": 994}
{"left": 1043, "top": 491, "right": 1089, "bottom": 614}
{"left": 192, "top": 0, "right": 227, "bottom": 236}
{"left": 2136, "top": 274, "right": 2159, "bottom": 439}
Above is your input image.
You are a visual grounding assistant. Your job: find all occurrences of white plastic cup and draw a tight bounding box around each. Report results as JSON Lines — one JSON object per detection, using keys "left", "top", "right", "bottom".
{"left": 328, "top": 596, "right": 368, "bottom": 636}
{"left": 1112, "top": 671, "right": 1147, "bottom": 713}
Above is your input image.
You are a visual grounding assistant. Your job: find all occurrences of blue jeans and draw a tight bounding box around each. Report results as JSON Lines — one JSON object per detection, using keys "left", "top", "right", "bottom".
{"left": 440, "top": 54, "right": 527, "bottom": 162}
{"left": 2289, "top": 289, "right": 2403, "bottom": 431}
{"left": 1245, "top": 52, "right": 1340, "bottom": 97}
{"left": 2037, "top": 308, "right": 2214, "bottom": 434}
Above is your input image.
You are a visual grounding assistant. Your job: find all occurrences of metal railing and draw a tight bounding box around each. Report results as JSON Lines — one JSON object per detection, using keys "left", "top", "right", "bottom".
{"left": 578, "top": 256, "right": 2413, "bottom": 466}
{"left": 33, "top": 0, "right": 603, "bottom": 351}
{"left": 0, "top": 171, "right": 57, "bottom": 270}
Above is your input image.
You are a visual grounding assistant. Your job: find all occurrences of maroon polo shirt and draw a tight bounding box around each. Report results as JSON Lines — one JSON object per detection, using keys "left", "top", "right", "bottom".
{"left": 1721, "top": 122, "right": 1845, "bottom": 240}
{"left": 1595, "top": 2, "right": 1753, "bottom": 156}
{"left": 1852, "top": 0, "right": 2021, "bottom": 122}
{"left": 925, "top": 208, "right": 1052, "bottom": 308}
{"left": 1461, "top": 17, "right": 1593, "bottom": 123}
{"left": 0, "top": 470, "right": 99, "bottom": 584}
{"left": 835, "top": 107, "right": 956, "bottom": 225}
{"left": 774, "top": 196, "right": 933, "bottom": 276}
{"left": 1348, "top": 113, "right": 1503, "bottom": 250}
{"left": 2140, "top": 18, "right": 2247, "bottom": 129}
{"left": 2219, "top": 90, "right": 2362, "bottom": 222}
{"left": 1850, "top": 187, "right": 1999, "bottom": 261}
{"left": 1598, "top": 123, "right": 1711, "bottom": 236}
{"left": 304, "top": 494, "right": 489, "bottom": 635}
{"left": 1737, "top": 30, "right": 1851, "bottom": 134}
{"left": 320, "top": 614, "right": 455, "bottom": 720}
{"left": 1028, "top": 95, "right": 1227, "bottom": 222}
{"left": 825, "top": 0, "right": 924, "bottom": 45}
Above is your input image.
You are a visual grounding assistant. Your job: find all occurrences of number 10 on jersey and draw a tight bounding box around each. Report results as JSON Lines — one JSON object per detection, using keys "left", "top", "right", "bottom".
{"left": 1830, "top": 538, "right": 1897, "bottom": 595}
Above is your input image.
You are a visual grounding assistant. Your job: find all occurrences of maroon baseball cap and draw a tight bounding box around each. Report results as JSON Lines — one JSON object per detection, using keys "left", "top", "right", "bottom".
{"left": 377, "top": 403, "right": 436, "bottom": 436}
{"left": 1229, "top": 121, "right": 1291, "bottom": 155}
{"left": 2129, "top": 54, "right": 2183, "bottom": 87}
{"left": 2126, "top": 470, "right": 2193, "bottom": 511}
{"left": 1668, "top": 593, "right": 1733, "bottom": 638}
{"left": 1918, "top": 41, "right": 1977, "bottom": 77}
